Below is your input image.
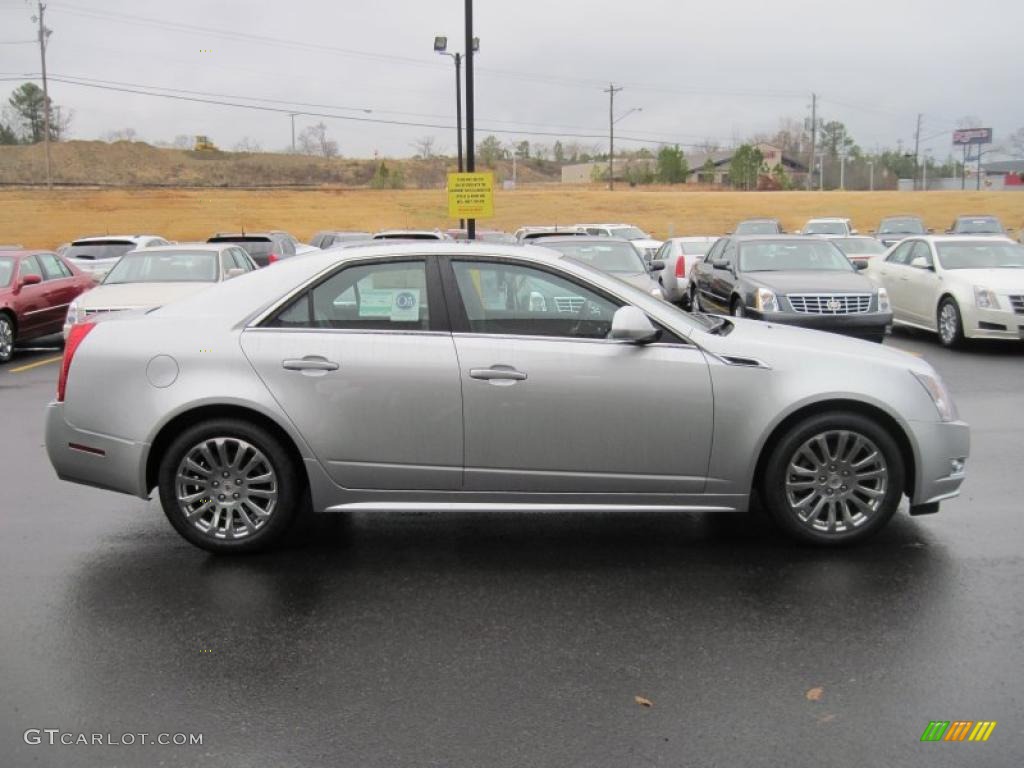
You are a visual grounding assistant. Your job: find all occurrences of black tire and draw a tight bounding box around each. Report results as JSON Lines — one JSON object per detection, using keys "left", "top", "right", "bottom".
{"left": 690, "top": 286, "right": 702, "bottom": 312}
{"left": 158, "top": 418, "right": 302, "bottom": 554}
{"left": 760, "top": 411, "right": 905, "bottom": 546}
{"left": 731, "top": 298, "right": 746, "bottom": 318}
{"left": 937, "top": 297, "right": 965, "bottom": 349}
{"left": 0, "top": 312, "right": 15, "bottom": 364}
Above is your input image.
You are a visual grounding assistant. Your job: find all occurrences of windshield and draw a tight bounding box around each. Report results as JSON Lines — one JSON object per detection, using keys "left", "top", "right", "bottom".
{"left": 955, "top": 217, "right": 1002, "bottom": 234}
{"left": 735, "top": 221, "right": 779, "bottom": 235}
{"left": 544, "top": 242, "right": 645, "bottom": 274}
{"left": 832, "top": 238, "right": 886, "bottom": 255}
{"left": 936, "top": 242, "right": 1024, "bottom": 270}
{"left": 608, "top": 227, "right": 649, "bottom": 240}
{"left": 804, "top": 221, "right": 847, "bottom": 235}
{"left": 739, "top": 240, "right": 853, "bottom": 272}
{"left": 65, "top": 242, "right": 136, "bottom": 261}
{"left": 103, "top": 250, "right": 219, "bottom": 284}
{"left": 879, "top": 218, "right": 925, "bottom": 235}
{"left": 0, "top": 257, "right": 12, "bottom": 287}
{"left": 678, "top": 240, "right": 715, "bottom": 255}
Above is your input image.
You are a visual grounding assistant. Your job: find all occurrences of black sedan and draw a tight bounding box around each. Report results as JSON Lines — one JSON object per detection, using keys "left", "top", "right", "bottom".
{"left": 688, "top": 236, "right": 892, "bottom": 342}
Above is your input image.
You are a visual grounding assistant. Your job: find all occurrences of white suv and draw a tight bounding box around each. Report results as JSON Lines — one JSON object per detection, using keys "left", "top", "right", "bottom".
{"left": 576, "top": 223, "right": 663, "bottom": 259}
{"left": 800, "top": 218, "right": 857, "bottom": 236}
{"left": 63, "top": 235, "right": 169, "bottom": 280}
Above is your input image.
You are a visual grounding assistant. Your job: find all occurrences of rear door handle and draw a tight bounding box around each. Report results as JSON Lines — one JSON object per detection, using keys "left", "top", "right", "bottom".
{"left": 469, "top": 366, "right": 527, "bottom": 381}
{"left": 282, "top": 356, "right": 339, "bottom": 372}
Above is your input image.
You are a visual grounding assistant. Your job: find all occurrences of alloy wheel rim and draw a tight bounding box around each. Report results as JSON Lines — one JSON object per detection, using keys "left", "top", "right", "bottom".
{"left": 174, "top": 437, "right": 278, "bottom": 540}
{"left": 784, "top": 429, "right": 888, "bottom": 534}
{"left": 939, "top": 304, "right": 957, "bottom": 343}
{"left": 0, "top": 318, "right": 11, "bottom": 359}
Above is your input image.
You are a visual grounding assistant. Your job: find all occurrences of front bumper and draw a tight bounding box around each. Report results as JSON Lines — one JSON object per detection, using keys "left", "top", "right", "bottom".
{"left": 907, "top": 418, "right": 970, "bottom": 506}
{"left": 747, "top": 309, "right": 892, "bottom": 339}
{"left": 964, "top": 305, "right": 1024, "bottom": 340}
{"left": 45, "top": 402, "right": 150, "bottom": 499}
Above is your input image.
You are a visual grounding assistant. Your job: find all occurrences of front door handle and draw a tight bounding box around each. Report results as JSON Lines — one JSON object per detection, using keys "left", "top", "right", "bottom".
{"left": 469, "top": 366, "right": 527, "bottom": 382}
{"left": 282, "top": 356, "right": 339, "bottom": 372}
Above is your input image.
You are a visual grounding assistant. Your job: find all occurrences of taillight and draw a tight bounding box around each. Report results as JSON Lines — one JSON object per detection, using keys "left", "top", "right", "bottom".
{"left": 267, "top": 253, "right": 279, "bottom": 264}
{"left": 675, "top": 254, "right": 686, "bottom": 278}
{"left": 57, "top": 322, "right": 96, "bottom": 402}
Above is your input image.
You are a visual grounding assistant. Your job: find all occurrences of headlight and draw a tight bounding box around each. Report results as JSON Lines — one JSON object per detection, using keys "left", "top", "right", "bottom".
{"left": 877, "top": 287, "right": 890, "bottom": 312}
{"left": 65, "top": 299, "right": 86, "bottom": 326}
{"left": 912, "top": 370, "right": 958, "bottom": 422}
{"left": 755, "top": 287, "right": 779, "bottom": 312}
{"left": 974, "top": 286, "right": 998, "bottom": 309}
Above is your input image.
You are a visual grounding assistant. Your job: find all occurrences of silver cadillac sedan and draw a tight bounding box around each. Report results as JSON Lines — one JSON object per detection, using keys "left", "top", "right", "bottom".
{"left": 46, "top": 243, "right": 969, "bottom": 553}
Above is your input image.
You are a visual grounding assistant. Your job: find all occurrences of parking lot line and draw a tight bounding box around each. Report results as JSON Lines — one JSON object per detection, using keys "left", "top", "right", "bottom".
{"left": 9, "top": 355, "right": 63, "bottom": 373}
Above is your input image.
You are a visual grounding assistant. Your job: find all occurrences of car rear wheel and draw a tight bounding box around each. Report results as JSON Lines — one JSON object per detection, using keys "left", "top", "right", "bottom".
{"left": 937, "top": 298, "right": 964, "bottom": 348}
{"left": 158, "top": 419, "right": 301, "bottom": 553}
{"left": 761, "top": 412, "right": 904, "bottom": 545}
{"left": 0, "top": 314, "right": 14, "bottom": 363}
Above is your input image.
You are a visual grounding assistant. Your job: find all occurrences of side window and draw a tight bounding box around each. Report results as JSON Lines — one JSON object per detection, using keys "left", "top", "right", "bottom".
{"left": 268, "top": 260, "right": 430, "bottom": 331}
{"left": 283, "top": 238, "right": 296, "bottom": 257}
{"left": 911, "top": 241, "right": 933, "bottom": 267}
{"left": 887, "top": 241, "right": 915, "bottom": 265}
{"left": 37, "top": 253, "right": 68, "bottom": 280}
{"left": 451, "top": 260, "right": 620, "bottom": 339}
{"left": 704, "top": 239, "right": 724, "bottom": 263}
{"left": 220, "top": 251, "right": 235, "bottom": 275}
{"left": 20, "top": 256, "right": 43, "bottom": 280}
{"left": 720, "top": 241, "right": 737, "bottom": 266}
{"left": 586, "top": 228, "right": 603, "bottom": 236}
{"left": 232, "top": 249, "right": 253, "bottom": 270}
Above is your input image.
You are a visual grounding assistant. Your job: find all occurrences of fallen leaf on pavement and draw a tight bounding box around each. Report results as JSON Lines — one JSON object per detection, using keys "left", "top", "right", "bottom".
{"left": 805, "top": 687, "right": 824, "bottom": 702}
{"left": 634, "top": 695, "right": 653, "bottom": 708}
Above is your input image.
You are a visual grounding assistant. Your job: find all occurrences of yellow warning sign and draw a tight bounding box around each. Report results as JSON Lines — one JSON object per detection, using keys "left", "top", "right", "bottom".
{"left": 447, "top": 172, "right": 494, "bottom": 219}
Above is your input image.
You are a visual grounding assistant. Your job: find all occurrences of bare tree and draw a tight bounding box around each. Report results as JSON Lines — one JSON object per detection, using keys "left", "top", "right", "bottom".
{"left": 1006, "top": 127, "right": 1024, "bottom": 158}
{"left": 103, "top": 128, "right": 137, "bottom": 143}
{"left": 411, "top": 136, "right": 436, "bottom": 159}
{"left": 173, "top": 134, "right": 192, "bottom": 149}
{"left": 298, "top": 122, "right": 339, "bottom": 158}
{"left": 696, "top": 138, "right": 721, "bottom": 154}
{"left": 233, "top": 136, "right": 263, "bottom": 153}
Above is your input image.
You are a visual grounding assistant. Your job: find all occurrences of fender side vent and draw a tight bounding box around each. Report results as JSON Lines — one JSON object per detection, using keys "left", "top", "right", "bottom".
{"left": 720, "top": 355, "right": 767, "bottom": 368}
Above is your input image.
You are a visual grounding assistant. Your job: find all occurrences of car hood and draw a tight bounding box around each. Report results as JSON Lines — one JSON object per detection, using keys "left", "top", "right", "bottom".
{"left": 76, "top": 281, "right": 215, "bottom": 309}
{"left": 743, "top": 270, "right": 876, "bottom": 294}
{"left": 944, "top": 268, "right": 1024, "bottom": 291}
{"left": 616, "top": 272, "right": 659, "bottom": 292}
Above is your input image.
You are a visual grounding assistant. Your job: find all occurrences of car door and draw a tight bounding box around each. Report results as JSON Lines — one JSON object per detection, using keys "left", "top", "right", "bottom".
{"left": 693, "top": 239, "right": 724, "bottom": 307}
{"left": 442, "top": 256, "right": 714, "bottom": 496}
{"left": 14, "top": 256, "right": 49, "bottom": 336}
{"left": 708, "top": 240, "right": 738, "bottom": 312}
{"left": 240, "top": 256, "right": 463, "bottom": 491}
{"left": 902, "top": 241, "right": 941, "bottom": 326}
{"left": 875, "top": 240, "right": 915, "bottom": 322}
{"left": 36, "top": 253, "right": 79, "bottom": 332}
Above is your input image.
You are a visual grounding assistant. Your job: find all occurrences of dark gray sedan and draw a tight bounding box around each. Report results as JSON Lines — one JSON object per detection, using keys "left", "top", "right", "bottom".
{"left": 689, "top": 235, "right": 892, "bottom": 342}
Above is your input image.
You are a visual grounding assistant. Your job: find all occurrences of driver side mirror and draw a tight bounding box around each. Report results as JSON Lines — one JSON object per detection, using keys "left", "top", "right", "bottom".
{"left": 608, "top": 306, "right": 661, "bottom": 344}
{"left": 20, "top": 273, "right": 42, "bottom": 287}
{"left": 647, "top": 259, "right": 665, "bottom": 272}
{"left": 909, "top": 256, "right": 933, "bottom": 270}
{"left": 712, "top": 259, "right": 732, "bottom": 271}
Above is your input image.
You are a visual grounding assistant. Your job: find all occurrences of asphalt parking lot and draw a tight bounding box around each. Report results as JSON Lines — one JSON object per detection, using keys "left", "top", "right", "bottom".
{"left": 0, "top": 329, "right": 1021, "bottom": 767}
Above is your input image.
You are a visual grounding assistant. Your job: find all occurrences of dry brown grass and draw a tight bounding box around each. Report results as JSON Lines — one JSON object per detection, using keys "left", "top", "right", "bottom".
{"left": 2, "top": 186, "right": 1023, "bottom": 249}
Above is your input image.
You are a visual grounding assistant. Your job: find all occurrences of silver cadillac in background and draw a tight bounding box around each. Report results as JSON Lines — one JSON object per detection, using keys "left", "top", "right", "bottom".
{"left": 46, "top": 243, "right": 969, "bottom": 553}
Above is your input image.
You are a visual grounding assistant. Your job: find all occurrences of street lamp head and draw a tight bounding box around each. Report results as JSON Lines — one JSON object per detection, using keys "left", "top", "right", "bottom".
{"left": 433, "top": 36, "right": 448, "bottom": 53}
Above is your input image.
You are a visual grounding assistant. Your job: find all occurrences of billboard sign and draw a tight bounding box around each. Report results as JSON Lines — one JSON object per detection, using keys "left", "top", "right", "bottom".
{"left": 953, "top": 128, "right": 992, "bottom": 146}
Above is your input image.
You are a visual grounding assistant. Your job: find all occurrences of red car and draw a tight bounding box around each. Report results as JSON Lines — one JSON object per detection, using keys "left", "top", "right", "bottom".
{"left": 0, "top": 250, "right": 95, "bottom": 363}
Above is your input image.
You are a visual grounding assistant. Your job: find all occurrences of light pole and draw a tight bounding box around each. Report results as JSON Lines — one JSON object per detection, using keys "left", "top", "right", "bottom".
{"left": 435, "top": 35, "right": 478, "bottom": 228}
{"left": 289, "top": 113, "right": 298, "bottom": 153}
{"left": 608, "top": 104, "right": 641, "bottom": 190}
{"left": 868, "top": 160, "right": 875, "bottom": 192}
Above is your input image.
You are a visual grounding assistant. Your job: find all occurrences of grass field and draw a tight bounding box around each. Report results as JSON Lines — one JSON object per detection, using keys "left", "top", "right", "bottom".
{"left": 2, "top": 187, "right": 1024, "bottom": 248}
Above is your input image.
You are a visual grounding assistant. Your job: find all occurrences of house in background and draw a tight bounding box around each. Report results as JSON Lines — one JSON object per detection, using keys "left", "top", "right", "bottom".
{"left": 685, "top": 143, "right": 807, "bottom": 186}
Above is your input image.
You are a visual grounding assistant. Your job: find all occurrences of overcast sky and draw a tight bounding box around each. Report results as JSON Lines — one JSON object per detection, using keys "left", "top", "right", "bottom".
{"left": 1, "top": 0, "right": 1021, "bottom": 159}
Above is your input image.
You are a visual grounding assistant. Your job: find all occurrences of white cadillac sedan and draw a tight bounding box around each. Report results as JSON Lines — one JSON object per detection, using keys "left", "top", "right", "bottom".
{"left": 47, "top": 243, "right": 969, "bottom": 554}
{"left": 63, "top": 244, "right": 258, "bottom": 338}
{"left": 867, "top": 236, "right": 1024, "bottom": 347}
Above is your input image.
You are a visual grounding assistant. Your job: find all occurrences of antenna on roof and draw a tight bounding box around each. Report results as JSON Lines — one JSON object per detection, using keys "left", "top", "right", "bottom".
{"left": 241, "top": 224, "right": 246, "bottom": 236}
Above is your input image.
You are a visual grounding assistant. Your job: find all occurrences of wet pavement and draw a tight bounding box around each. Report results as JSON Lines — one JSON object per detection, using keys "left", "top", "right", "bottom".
{"left": 1, "top": 328, "right": 1021, "bottom": 767}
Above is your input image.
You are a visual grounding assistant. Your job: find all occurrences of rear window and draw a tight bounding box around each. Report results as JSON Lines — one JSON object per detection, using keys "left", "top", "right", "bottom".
{"left": 373, "top": 233, "right": 441, "bottom": 241}
{"left": 678, "top": 240, "right": 714, "bottom": 255}
{"left": 65, "top": 241, "right": 136, "bottom": 261}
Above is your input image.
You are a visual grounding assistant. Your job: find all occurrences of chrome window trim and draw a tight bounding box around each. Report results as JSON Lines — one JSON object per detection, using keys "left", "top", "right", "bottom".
{"left": 243, "top": 327, "right": 451, "bottom": 338}
{"left": 451, "top": 330, "right": 697, "bottom": 349}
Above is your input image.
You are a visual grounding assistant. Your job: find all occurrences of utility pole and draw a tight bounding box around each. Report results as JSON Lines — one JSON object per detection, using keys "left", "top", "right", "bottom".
{"left": 605, "top": 83, "right": 623, "bottom": 190}
{"left": 868, "top": 160, "right": 875, "bottom": 192}
{"left": 33, "top": 1, "right": 53, "bottom": 189}
{"left": 807, "top": 92, "right": 816, "bottom": 190}
{"left": 464, "top": 0, "right": 476, "bottom": 239}
{"left": 839, "top": 152, "right": 846, "bottom": 191}
{"left": 912, "top": 113, "right": 922, "bottom": 190}
{"left": 289, "top": 113, "right": 297, "bottom": 152}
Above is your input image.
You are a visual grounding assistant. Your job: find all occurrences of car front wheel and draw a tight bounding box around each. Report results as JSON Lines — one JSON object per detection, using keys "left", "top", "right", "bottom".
{"left": 158, "top": 419, "right": 302, "bottom": 553}
{"left": 937, "top": 298, "right": 964, "bottom": 348}
{"left": 0, "top": 314, "right": 14, "bottom": 363}
{"left": 731, "top": 299, "right": 746, "bottom": 318}
{"left": 761, "top": 412, "right": 905, "bottom": 545}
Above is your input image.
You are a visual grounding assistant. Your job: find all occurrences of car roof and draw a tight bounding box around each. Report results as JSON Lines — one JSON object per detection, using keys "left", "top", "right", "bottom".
{"left": 805, "top": 217, "right": 850, "bottom": 222}
{"left": 879, "top": 214, "right": 923, "bottom": 220}
{"left": 129, "top": 243, "right": 234, "bottom": 253}
{"left": 0, "top": 249, "right": 57, "bottom": 258}
{"left": 209, "top": 233, "right": 278, "bottom": 239}
{"left": 729, "top": 234, "right": 832, "bottom": 243}
{"left": 737, "top": 218, "right": 779, "bottom": 222}
{"left": 71, "top": 235, "right": 161, "bottom": 244}
{"left": 539, "top": 236, "right": 635, "bottom": 245}
{"left": 954, "top": 214, "right": 1000, "bottom": 220}
{"left": 668, "top": 235, "right": 719, "bottom": 241}
{"left": 911, "top": 235, "right": 1015, "bottom": 243}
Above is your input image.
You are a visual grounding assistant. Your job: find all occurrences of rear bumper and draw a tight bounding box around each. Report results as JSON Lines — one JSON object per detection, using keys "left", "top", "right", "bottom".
{"left": 750, "top": 309, "right": 892, "bottom": 339}
{"left": 661, "top": 275, "right": 690, "bottom": 303}
{"left": 45, "top": 402, "right": 150, "bottom": 499}
{"left": 907, "top": 418, "right": 970, "bottom": 506}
